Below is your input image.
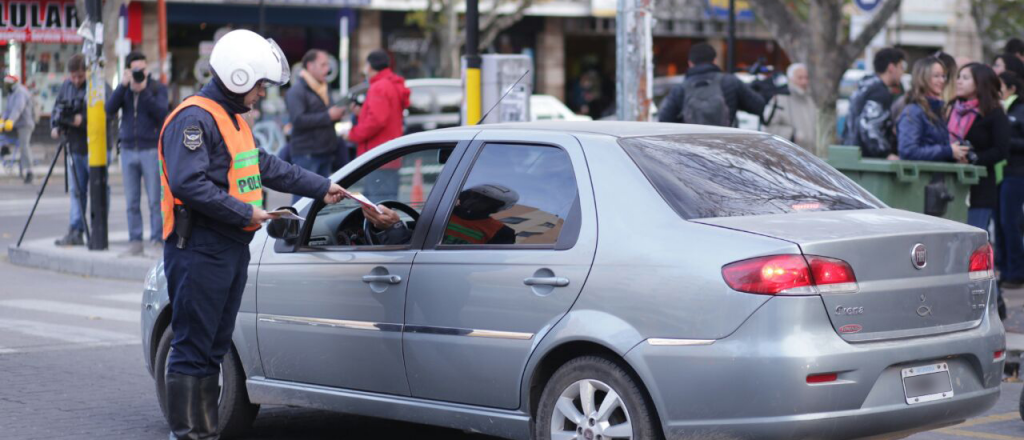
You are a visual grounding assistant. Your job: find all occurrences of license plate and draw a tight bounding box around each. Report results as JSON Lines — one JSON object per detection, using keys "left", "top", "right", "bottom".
{"left": 901, "top": 362, "right": 954, "bottom": 405}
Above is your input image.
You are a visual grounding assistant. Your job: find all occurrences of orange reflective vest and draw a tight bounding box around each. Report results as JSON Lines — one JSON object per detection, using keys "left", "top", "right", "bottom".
{"left": 442, "top": 216, "right": 506, "bottom": 245}
{"left": 159, "top": 96, "right": 263, "bottom": 240}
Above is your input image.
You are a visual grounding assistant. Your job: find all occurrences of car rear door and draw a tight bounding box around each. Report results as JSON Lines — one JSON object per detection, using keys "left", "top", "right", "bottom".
{"left": 403, "top": 130, "right": 598, "bottom": 409}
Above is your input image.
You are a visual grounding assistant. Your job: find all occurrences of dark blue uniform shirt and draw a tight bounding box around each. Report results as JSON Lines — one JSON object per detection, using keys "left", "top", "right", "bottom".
{"left": 162, "top": 80, "right": 330, "bottom": 243}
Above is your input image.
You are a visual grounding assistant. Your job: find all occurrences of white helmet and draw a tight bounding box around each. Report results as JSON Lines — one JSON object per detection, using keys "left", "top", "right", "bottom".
{"left": 210, "top": 29, "right": 290, "bottom": 94}
{"left": 464, "top": 184, "right": 520, "bottom": 211}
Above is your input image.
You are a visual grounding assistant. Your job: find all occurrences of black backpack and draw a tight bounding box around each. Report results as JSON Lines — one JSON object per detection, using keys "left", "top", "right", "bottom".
{"left": 680, "top": 73, "right": 731, "bottom": 127}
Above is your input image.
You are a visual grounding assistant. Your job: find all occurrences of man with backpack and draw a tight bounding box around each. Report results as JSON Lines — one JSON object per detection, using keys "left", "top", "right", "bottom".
{"left": 658, "top": 43, "right": 765, "bottom": 127}
{"left": 843, "top": 48, "right": 905, "bottom": 159}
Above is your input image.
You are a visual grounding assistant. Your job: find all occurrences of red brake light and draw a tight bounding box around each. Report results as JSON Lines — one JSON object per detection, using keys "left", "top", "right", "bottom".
{"left": 722, "top": 255, "right": 813, "bottom": 295}
{"left": 969, "top": 244, "right": 994, "bottom": 280}
{"left": 807, "top": 256, "right": 858, "bottom": 293}
{"left": 807, "top": 373, "right": 838, "bottom": 384}
{"left": 722, "top": 255, "right": 859, "bottom": 295}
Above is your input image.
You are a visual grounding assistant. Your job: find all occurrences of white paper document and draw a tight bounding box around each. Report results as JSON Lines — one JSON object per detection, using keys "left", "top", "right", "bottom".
{"left": 267, "top": 209, "right": 306, "bottom": 221}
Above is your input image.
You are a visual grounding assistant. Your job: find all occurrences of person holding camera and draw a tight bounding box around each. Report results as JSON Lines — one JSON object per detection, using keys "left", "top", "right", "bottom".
{"left": 946, "top": 63, "right": 1010, "bottom": 232}
{"left": 52, "top": 54, "right": 91, "bottom": 247}
{"left": 106, "top": 51, "right": 169, "bottom": 256}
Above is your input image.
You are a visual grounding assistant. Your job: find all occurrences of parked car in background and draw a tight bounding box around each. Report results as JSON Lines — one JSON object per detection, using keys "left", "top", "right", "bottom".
{"left": 336, "top": 79, "right": 589, "bottom": 137}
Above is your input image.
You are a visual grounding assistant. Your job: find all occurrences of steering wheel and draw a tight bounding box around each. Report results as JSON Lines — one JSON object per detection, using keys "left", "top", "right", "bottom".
{"left": 363, "top": 200, "right": 421, "bottom": 245}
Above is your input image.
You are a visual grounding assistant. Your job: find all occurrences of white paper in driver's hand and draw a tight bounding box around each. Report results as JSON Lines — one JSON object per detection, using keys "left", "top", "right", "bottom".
{"left": 341, "top": 189, "right": 383, "bottom": 214}
{"left": 267, "top": 210, "right": 305, "bottom": 221}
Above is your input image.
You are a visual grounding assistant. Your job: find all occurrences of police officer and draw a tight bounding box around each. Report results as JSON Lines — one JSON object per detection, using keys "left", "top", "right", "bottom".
{"left": 159, "top": 30, "right": 344, "bottom": 439}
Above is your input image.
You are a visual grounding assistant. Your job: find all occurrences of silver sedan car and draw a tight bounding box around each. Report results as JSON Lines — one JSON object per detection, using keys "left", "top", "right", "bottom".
{"left": 141, "top": 122, "right": 1005, "bottom": 440}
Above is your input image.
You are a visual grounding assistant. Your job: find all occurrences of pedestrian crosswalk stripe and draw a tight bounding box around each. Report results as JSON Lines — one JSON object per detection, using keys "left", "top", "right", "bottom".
{"left": 0, "top": 299, "right": 138, "bottom": 323}
{"left": 98, "top": 293, "right": 141, "bottom": 304}
{"left": 0, "top": 318, "right": 135, "bottom": 344}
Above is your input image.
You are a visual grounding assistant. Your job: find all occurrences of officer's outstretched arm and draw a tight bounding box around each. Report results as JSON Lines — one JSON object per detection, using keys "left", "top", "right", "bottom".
{"left": 163, "top": 112, "right": 255, "bottom": 228}
{"left": 258, "top": 148, "right": 332, "bottom": 201}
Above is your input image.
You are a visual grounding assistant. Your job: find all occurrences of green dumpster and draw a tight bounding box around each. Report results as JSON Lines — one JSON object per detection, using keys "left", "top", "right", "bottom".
{"left": 827, "top": 146, "right": 987, "bottom": 223}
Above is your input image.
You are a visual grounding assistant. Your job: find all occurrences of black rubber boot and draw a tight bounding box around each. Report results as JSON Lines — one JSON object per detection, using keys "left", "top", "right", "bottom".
{"left": 195, "top": 374, "right": 220, "bottom": 439}
{"left": 166, "top": 373, "right": 200, "bottom": 440}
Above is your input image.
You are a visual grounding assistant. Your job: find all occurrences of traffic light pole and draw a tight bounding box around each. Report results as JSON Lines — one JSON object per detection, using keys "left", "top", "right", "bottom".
{"left": 464, "top": 0, "right": 482, "bottom": 125}
{"left": 85, "top": 0, "right": 108, "bottom": 250}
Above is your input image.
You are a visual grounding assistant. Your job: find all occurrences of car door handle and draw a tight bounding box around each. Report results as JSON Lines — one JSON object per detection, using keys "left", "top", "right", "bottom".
{"left": 362, "top": 275, "right": 402, "bottom": 284}
{"left": 524, "top": 277, "right": 569, "bottom": 287}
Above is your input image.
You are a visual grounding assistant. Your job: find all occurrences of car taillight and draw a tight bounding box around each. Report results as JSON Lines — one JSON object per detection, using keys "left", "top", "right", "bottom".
{"left": 969, "top": 244, "right": 994, "bottom": 280}
{"left": 722, "top": 254, "right": 858, "bottom": 295}
{"left": 807, "top": 256, "right": 858, "bottom": 293}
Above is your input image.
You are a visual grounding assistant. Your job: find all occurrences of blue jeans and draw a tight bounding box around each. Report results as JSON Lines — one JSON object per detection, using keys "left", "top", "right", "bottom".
{"left": 1000, "top": 177, "right": 1024, "bottom": 281}
{"left": 291, "top": 152, "right": 333, "bottom": 203}
{"left": 968, "top": 208, "right": 994, "bottom": 232}
{"left": 121, "top": 148, "right": 162, "bottom": 242}
{"left": 68, "top": 153, "right": 89, "bottom": 233}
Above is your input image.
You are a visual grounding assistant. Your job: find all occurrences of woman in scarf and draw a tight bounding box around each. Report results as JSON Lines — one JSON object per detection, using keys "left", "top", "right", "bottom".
{"left": 947, "top": 63, "right": 1010, "bottom": 233}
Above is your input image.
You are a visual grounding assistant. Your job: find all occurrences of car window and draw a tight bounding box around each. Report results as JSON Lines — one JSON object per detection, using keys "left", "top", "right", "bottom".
{"left": 619, "top": 134, "right": 883, "bottom": 219}
{"left": 440, "top": 144, "right": 577, "bottom": 246}
{"left": 436, "top": 86, "right": 463, "bottom": 114}
{"left": 306, "top": 145, "right": 454, "bottom": 247}
{"left": 408, "top": 87, "right": 432, "bottom": 115}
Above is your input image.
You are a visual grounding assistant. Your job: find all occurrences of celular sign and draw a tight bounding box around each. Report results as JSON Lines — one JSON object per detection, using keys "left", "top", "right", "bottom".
{"left": 0, "top": 0, "right": 82, "bottom": 43}
{"left": 855, "top": 0, "right": 882, "bottom": 12}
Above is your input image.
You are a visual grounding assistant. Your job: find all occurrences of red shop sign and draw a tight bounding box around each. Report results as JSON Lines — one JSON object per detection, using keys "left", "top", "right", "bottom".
{"left": 0, "top": 1, "right": 82, "bottom": 43}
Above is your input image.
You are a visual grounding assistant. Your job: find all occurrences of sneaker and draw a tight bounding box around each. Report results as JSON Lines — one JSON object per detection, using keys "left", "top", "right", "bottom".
{"left": 149, "top": 239, "right": 164, "bottom": 252}
{"left": 54, "top": 230, "right": 84, "bottom": 247}
{"left": 120, "top": 241, "right": 145, "bottom": 257}
{"left": 23, "top": 172, "right": 32, "bottom": 184}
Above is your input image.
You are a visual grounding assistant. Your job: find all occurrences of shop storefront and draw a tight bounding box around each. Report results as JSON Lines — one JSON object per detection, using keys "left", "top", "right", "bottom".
{"left": 0, "top": 0, "right": 82, "bottom": 116}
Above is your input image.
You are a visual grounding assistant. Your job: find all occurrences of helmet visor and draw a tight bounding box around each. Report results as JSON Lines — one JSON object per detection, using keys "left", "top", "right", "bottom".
{"left": 266, "top": 38, "right": 290, "bottom": 87}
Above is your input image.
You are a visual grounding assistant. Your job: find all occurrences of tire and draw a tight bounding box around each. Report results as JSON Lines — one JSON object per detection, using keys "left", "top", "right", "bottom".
{"left": 534, "top": 355, "right": 662, "bottom": 440}
{"left": 1019, "top": 385, "right": 1024, "bottom": 423}
{"left": 153, "top": 326, "right": 260, "bottom": 439}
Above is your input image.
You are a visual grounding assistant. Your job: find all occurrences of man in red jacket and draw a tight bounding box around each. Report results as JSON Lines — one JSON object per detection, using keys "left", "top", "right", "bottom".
{"left": 348, "top": 50, "right": 410, "bottom": 201}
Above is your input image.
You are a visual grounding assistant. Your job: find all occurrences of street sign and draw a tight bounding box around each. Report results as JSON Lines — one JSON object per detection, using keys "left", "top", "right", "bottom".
{"left": 855, "top": 0, "right": 882, "bottom": 12}
{"left": 705, "top": 0, "right": 754, "bottom": 22}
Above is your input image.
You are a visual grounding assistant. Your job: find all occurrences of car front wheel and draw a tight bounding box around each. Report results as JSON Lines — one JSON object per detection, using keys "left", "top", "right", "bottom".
{"left": 153, "top": 326, "right": 259, "bottom": 438}
{"left": 535, "top": 356, "right": 661, "bottom": 440}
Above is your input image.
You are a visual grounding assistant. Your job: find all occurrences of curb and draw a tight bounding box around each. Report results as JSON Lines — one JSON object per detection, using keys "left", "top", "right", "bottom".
{"left": 8, "top": 233, "right": 157, "bottom": 282}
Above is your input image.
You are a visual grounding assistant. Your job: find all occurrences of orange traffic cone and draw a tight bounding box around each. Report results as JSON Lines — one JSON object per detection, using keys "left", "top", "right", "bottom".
{"left": 411, "top": 158, "right": 424, "bottom": 206}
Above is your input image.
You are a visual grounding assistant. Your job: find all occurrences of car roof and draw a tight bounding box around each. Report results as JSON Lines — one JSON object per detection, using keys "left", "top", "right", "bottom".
{"left": 432, "top": 121, "right": 764, "bottom": 139}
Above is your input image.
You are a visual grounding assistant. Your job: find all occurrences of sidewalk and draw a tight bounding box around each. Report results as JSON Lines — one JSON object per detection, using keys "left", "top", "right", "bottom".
{"left": 7, "top": 231, "right": 158, "bottom": 282}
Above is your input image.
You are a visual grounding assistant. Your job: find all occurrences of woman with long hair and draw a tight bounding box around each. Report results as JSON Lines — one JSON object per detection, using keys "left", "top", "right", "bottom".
{"left": 998, "top": 71, "right": 1024, "bottom": 287}
{"left": 898, "top": 57, "right": 967, "bottom": 161}
{"left": 947, "top": 63, "right": 1010, "bottom": 233}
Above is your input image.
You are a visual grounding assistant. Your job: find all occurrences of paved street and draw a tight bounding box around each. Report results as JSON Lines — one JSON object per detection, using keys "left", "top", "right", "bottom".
{"left": 2, "top": 177, "right": 1024, "bottom": 439}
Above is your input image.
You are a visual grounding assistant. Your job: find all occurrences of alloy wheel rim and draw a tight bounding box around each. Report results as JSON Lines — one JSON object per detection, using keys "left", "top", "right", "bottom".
{"left": 550, "top": 378, "right": 632, "bottom": 440}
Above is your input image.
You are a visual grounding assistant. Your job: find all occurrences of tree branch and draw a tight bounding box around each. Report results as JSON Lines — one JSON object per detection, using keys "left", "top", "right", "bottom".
{"left": 844, "top": 0, "right": 902, "bottom": 61}
{"left": 747, "top": 0, "right": 808, "bottom": 55}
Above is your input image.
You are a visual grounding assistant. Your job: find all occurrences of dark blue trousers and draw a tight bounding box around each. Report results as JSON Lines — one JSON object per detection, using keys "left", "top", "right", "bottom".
{"left": 164, "top": 226, "right": 250, "bottom": 377}
{"left": 1001, "top": 176, "right": 1024, "bottom": 282}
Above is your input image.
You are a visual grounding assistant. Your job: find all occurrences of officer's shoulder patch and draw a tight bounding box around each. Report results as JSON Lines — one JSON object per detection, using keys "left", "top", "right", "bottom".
{"left": 183, "top": 125, "right": 203, "bottom": 151}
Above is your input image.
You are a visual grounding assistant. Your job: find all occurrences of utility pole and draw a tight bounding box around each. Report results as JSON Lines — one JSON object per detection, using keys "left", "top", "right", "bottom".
{"left": 158, "top": 0, "right": 168, "bottom": 84}
{"left": 464, "top": 0, "right": 482, "bottom": 125}
{"left": 340, "top": 13, "right": 350, "bottom": 96}
{"left": 727, "top": 0, "right": 736, "bottom": 73}
{"left": 615, "top": 0, "right": 653, "bottom": 121}
{"left": 85, "top": 0, "right": 108, "bottom": 250}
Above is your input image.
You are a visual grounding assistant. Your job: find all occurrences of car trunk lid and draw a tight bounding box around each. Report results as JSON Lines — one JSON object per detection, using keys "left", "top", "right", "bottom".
{"left": 696, "top": 209, "right": 992, "bottom": 342}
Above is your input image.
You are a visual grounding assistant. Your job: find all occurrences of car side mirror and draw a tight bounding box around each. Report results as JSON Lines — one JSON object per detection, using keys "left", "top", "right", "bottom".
{"left": 266, "top": 206, "right": 300, "bottom": 241}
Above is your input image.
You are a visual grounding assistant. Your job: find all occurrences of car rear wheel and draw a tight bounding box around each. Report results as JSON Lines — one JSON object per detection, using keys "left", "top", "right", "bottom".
{"left": 535, "top": 356, "right": 661, "bottom": 440}
{"left": 154, "top": 326, "right": 259, "bottom": 438}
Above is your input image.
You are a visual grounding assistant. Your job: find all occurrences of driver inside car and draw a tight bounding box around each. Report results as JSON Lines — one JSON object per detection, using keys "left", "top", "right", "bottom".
{"left": 362, "top": 183, "right": 519, "bottom": 245}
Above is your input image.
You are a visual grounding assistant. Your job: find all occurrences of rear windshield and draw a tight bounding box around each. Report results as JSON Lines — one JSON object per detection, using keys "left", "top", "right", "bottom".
{"left": 619, "top": 134, "right": 883, "bottom": 219}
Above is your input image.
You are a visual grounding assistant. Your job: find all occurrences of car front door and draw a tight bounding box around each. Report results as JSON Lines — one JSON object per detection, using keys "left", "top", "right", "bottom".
{"left": 255, "top": 139, "right": 468, "bottom": 396}
{"left": 403, "top": 130, "right": 597, "bottom": 409}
